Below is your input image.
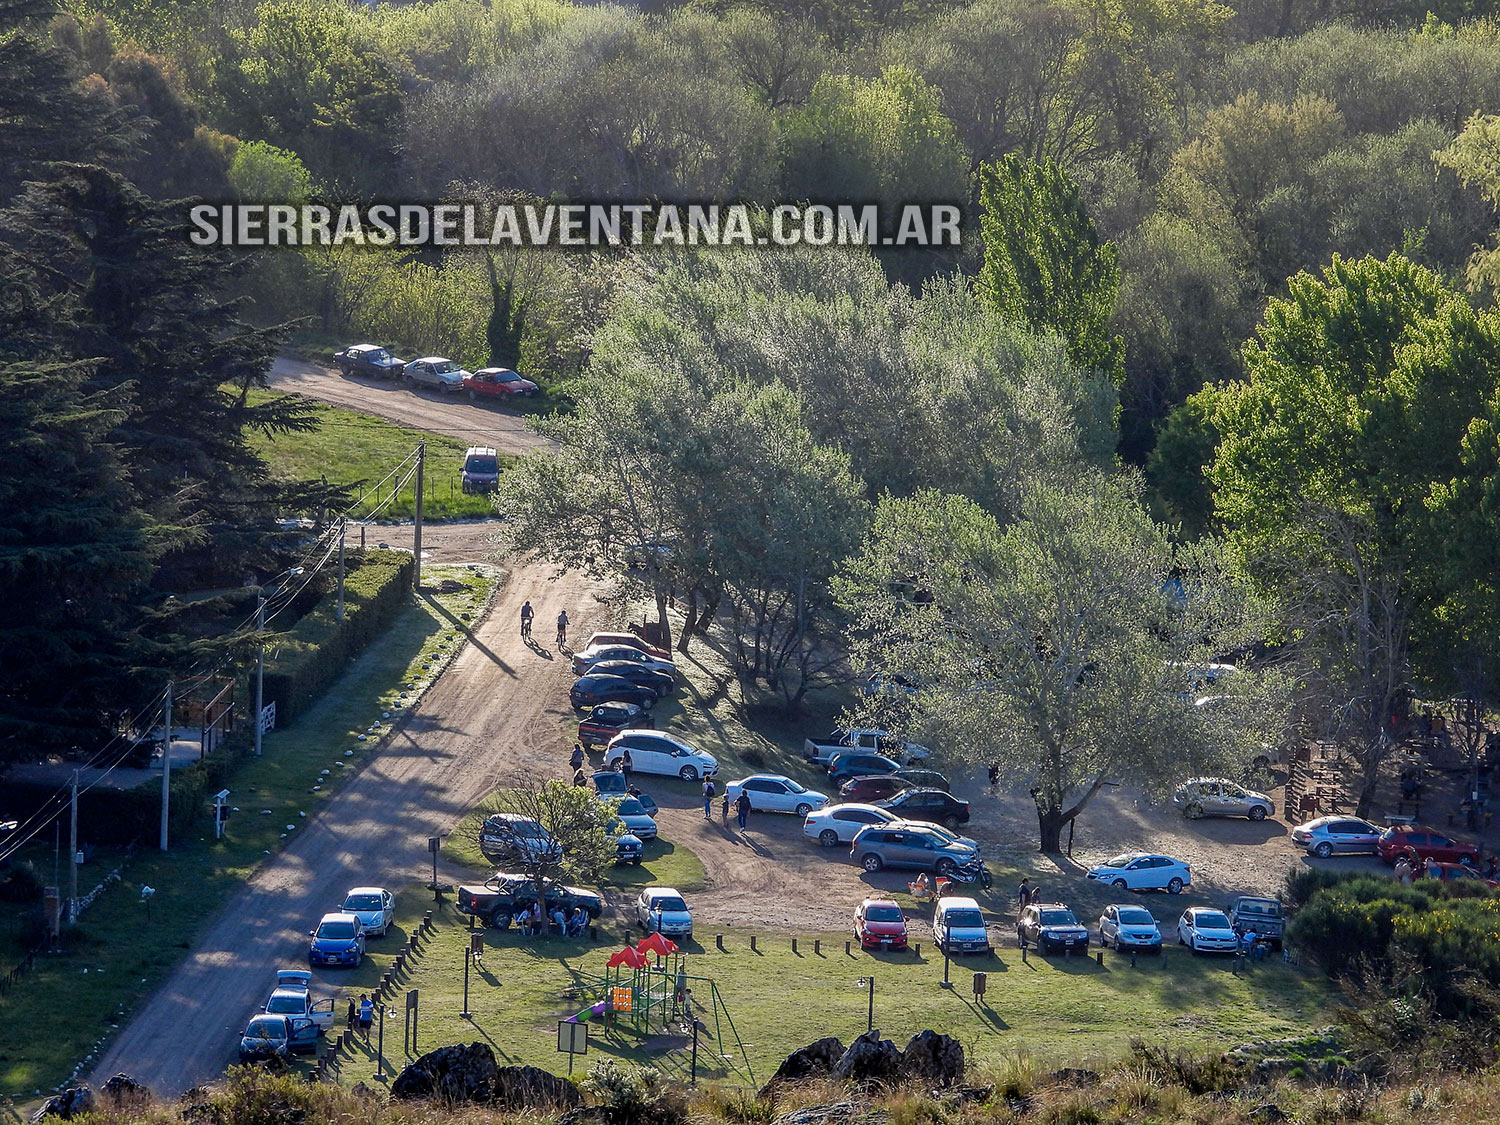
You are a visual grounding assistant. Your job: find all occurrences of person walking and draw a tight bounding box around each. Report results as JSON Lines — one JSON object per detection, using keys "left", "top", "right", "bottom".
{"left": 345, "top": 997, "right": 357, "bottom": 1035}
{"left": 1017, "top": 878, "right": 1031, "bottom": 910}
{"left": 620, "top": 748, "right": 633, "bottom": 780}
{"left": 570, "top": 744, "right": 585, "bottom": 772}
{"left": 520, "top": 600, "right": 534, "bottom": 640}
{"left": 702, "top": 777, "right": 716, "bottom": 819}
{"left": 721, "top": 790, "right": 730, "bottom": 822}
{"left": 735, "top": 789, "right": 751, "bottom": 830}
{"left": 357, "top": 994, "right": 374, "bottom": 1040}
{"left": 556, "top": 609, "right": 570, "bottom": 648}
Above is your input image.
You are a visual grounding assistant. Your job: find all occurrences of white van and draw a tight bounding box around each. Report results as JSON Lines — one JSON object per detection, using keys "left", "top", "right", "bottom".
{"left": 932, "top": 896, "right": 990, "bottom": 955}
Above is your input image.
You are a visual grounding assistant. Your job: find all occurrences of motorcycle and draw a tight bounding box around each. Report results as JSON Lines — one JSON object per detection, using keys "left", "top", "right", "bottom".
{"left": 942, "top": 857, "right": 993, "bottom": 890}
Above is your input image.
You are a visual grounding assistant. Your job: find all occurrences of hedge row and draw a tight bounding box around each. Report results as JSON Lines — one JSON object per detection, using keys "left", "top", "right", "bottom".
{"left": 261, "top": 548, "right": 414, "bottom": 726}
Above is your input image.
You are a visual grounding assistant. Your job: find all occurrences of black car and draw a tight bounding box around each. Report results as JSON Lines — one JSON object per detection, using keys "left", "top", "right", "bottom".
{"left": 828, "top": 751, "right": 900, "bottom": 787}
{"left": 333, "top": 343, "right": 406, "bottom": 379}
{"left": 578, "top": 702, "right": 654, "bottom": 748}
{"left": 893, "top": 768, "right": 950, "bottom": 792}
{"left": 587, "top": 660, "right": 676, "bottom": 698}
{"left": 570, "top": 674, "right": 657, "bottom": 711}
{"left": 877, "top": 788, "right": 970, "bottom": 829}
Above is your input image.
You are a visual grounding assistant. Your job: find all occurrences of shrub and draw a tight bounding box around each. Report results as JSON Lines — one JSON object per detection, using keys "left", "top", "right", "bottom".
{"left": 0, "top": 860, "right": 43, "bottom": 903}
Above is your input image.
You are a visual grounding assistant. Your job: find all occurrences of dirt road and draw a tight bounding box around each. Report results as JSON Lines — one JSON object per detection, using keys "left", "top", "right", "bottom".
{"left": 267, "top": 357, "right": 551, "bottom": 456}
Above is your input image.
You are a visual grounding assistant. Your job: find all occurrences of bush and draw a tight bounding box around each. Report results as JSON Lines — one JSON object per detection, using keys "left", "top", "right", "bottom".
{"left": 261, "top": 549, "right": 414, "bottom": 725}
{"left": 0, "top": 860, "right": 43, "bottom": 903}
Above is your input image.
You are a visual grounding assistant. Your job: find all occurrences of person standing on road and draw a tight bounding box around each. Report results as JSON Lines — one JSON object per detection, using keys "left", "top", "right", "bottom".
{"left": 358, "top": 994, "right": 374, "bottom": 1040}
{"left": 735, "top": 790, "right": 751, "bottom": 830}
{"left": 556, "top": 609, "right": 570, "bottom": 647}
{"left": 702, "top": 778, "right": 716, "bottom": 819}
{"left": 520, "top": 600, "right": 534, "bottom": 639}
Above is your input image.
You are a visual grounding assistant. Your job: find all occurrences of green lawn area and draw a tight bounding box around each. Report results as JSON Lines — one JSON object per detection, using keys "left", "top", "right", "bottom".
{"left": 246, "top": 390, "right": 498, "bottom": 521}
{"left": 328, "top": 889, "right": 1335, "bottom": 1091}
{"left": 0, "top": 567, "right": 496, "bottom": 1099}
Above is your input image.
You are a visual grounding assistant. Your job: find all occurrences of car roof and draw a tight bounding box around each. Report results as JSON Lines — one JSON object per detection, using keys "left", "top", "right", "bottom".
{"left": 345, "top": 886, "right": 388, "bottom": 897}
{"left": 611, "top": 730, "right": 695, "bottom": 750}
{"left": 412, "top": 355, "right": 450, "bottom": 364}
{"left": 737, "top": 773, "right": 792, "bottom": 784}
{"left": 820, "top": 802, "right": 890, "bottom": 815}
{"left": 1108, "top": 903, "right": 1156, "bottom": 914}
{"left": 860, "top": 897, "right": 901, "bottom": 908}
{"left": 348, "top": 343, "right": 381, "bottom": 352}
{"left": 891, "top": 787, "right": 954, "bottom": 798}
{"left": 317, "top": 911, "right": 360, "bottom": 924}
{"left": 644, "top": 886, "right": 682, "bottom": 898}
{"left": 474, "top": 367, "right": 519, "bottom": 376}
{"left": 938, "top": 896, "right": 981, "bottom": 910}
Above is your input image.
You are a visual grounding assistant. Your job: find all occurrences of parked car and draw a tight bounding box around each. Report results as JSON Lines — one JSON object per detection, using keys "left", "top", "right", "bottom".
{"left": 863, "top": 672, "right": 922, "bottom": 698}
{"left": 828, "top": 752, "right": 901, "bottom": 787}
{"left": 933, "top": 896, "right": 991, "bottom": 955}
{"left": 1085, "top": 852, "right": 1191, "bottom": 893}
{"left": 605, "top": 731, "right": 718, "bottom": 782}
{"left": 262, "top": 970, "right": 337, "bottom": 1029}
{"left": 578, "top": 702, "right": 654, "bottom": 748}
{"left": 613, "top": 796, "right": 659, "bottom": 841}
{"left": 1177, "top": 907, "right": 1240, "bottom": 954}
{"left": 457, "top": 873, "right": 604, "bottom": 927}
{"left": 637, "top": 887, "right": 693, "bottom": 938}
{"left": 1097, "top": 904, "right": 1163, "bottom": 952}
{"left": 893, "top": 768, "right": 950, "bottom": 792}
{"left": 849, "top": 822, "right": 981, "bottom": 874}
{"left": 239, "top": 1013, "right": 315, "bottom": 1061}
{"left": 463, "top": 367, "right": 538, "bottom": 400}
{"left": 1224, "top": 896, "right": 1285, "bottom": 949}
{"left": 1425, "top": 861, "right": 1499, "bottom": 888}
{"left": 840, "top": 775, "right": 910, "bottom": 803}
{"left": 1291, "top": 815, "right": 1383, "bottom": 858}
{"left": 854, "top": 898, "right": 909, "bottom": 950}
{"left": 614, "top": 831, "right": 644, "bottom": 865}
{"left": 877, "top": 788, "right": 970, "bottom": 829}
{"left": 805, "top": 729, "right": 927, "bottom": 767}
{"left": 334, "top": 343, "right": 405, "bottom": 380}
{"left": 804, "top": 803, "right": 897, "bottom": 847}
{"left": 339, "top": 887, "right": 395, "bottom": 938}
{"left": 404, "top": 356, "right": 468, "bottom": 392}
{"left": 570, "top": 674, "right": 658, "bottom": 712}
{"left": 587, "top": 660, "right": 676, "bottom": 698}
{"left": 572, "top": 644, "right": 676, "bottom": 677}
{"left": 725, "top": 774, "right": 830, "bottom": 816}
{"left": 460, "top": 447, "right": 499, "bottom": 494}
{"left": 1376, "top": 824, "right": 1480, "bottom": 865}
{"left": 307, "top": 912, "right": 365, "bottom": 967}
{"left": 1173, "top": 778, "right": 1273, "bottom": 821}
{"left": 583, "top": 631, "right": 673, "bottom": 661}
{"left": 1016, "top": 903, "right": 1090, "bottom": 954}
{"left": 479, "top": 812, "right": 564, "bottom": 865}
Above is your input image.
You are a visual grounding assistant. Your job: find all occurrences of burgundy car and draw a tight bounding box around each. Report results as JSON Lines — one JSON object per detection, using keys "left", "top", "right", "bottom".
{"left": 854, "top": 898, "right": 909, "bottom": 950}
{"left": 1376, "top": 824, "right": 1480, "bottom": 865}
{"left": 577, "top": 701, "right": 654, "bottom": 749}
{"left": 840, "top": 775, "right": 909, "bottom": 803}
{"left": 464, "top": 368, "right": 538, "bottom": 399}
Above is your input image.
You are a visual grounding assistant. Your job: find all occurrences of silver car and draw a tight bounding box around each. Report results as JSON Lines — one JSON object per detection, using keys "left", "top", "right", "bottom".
{"left": 1291, "top": 815, "right": 1382, "bottom": 857}
{"left": 1098, "top": 904, "right": 1163, "bottom": 951}
{"left": 1173, "top": 778, "right": 1273, "bottom": 821}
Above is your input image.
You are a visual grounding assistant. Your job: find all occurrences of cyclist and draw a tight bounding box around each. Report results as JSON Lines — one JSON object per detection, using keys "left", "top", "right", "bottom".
{"left": 520, "top": 600, "right": 534, "bottom": 639}
{"left": 556, "top": 609, "right": 570, "bottom": 647}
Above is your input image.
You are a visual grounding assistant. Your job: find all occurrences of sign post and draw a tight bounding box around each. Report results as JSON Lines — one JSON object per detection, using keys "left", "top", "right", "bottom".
{"left": 557, "top": 1020, "right": 588, "bottom": 1075}
{"left": 406, "top": 988, "right": 420, "bottom": 1056}
{"left": 428, "top": 836, "right": 442, "bottom": 901}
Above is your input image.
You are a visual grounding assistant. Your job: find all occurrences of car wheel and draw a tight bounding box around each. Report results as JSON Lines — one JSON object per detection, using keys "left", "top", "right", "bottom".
{"left": 943, "top": 814, "right": 961, "bottom": 829}
{"left": 1112, "top": 878, "right": 1129, "bottom": 889}
{"left": 1167, "top": 877, "right": 1184, "bottom": 894}
{"left": 1248, "top": 805, "right": 1268, "bottom": 821}
{"left": 405, "top": 375, "right": 416, "bottom": 387}
{"left": 1313, "top": 841, "right": 1334, "bottom": 858}
{"left": 862, "top": 854, "right": 884, "bottom": 873}
{"left": 795, "top": 803, "right": 812, "bottom": 817}
{"left": 679, "top": 766, "right": 699, "bottom": 782}
{"left": 935, "top": 858, "right": 957, "bottom": 876}
{"left": 1184, "top": 801, "right": 1204, "bottom": 820}
{"left": 819, "top": 830, "right": 839, "bottom": 847}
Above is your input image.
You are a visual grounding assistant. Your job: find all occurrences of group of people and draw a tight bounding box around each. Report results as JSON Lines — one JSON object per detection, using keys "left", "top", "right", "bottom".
{"left": 520, "top": 600, "right": 569, "bottom": 647}
{"left": 1390, "top": 848, "right": 1500, "bottom": 882}
{"left": 345, "top": 994, "right": 375, "bottom": 1039}
{"left": 698, "top": 778, "right": 752, "bottom": 828}
{"left": 512, "top": 901, "right": 589, "bottom": 937}
{"left": 1016, "top": 878, "right": 1042, "bottom": 908}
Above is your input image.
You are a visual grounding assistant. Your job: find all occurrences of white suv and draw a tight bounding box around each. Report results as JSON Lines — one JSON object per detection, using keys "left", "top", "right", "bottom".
{"left": 605, "top": 731, "right": 718, "bottom": 782}
{"left": 1086, "top": 852, "right": 1191, "bottom": 893}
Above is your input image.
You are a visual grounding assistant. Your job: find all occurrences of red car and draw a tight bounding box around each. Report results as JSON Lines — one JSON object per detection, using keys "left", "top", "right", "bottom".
{"left": 1425, "top": 862, "right": 1499, "bottom": 888}
{"left": 840, "top": 775, "right": 909, "bottom": 803}
{"left": 577, "top": 701, "right": 654, "bottom": 749}
{"left": 1376, "top": 825, "right": 1480, "bottom": 865}
{"left": 463, "top": 368, "right": 538, "bottom": 400}
{"left": 583, "top": 631, "right": 673, "bottom": 662}
{"left": 854, "top": 898, "right": 909, "bottom": 950}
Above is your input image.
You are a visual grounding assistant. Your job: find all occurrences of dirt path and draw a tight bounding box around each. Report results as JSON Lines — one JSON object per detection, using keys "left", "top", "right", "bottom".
{"left": 267, "top": 356, "right": 551, "bottom": 456}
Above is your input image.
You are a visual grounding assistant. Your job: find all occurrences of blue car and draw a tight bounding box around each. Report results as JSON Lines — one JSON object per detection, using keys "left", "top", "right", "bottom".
{"left": 308, "top": 911, "right": 365, "bottom": 967}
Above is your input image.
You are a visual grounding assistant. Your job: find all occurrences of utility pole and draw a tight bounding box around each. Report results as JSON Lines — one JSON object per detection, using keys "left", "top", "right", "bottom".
{"left": 413, "top": 442, "right": 425, "bottom": 593}
{"left": 68, "top": 770, "right": 79, "bottom": 922}
{"left": 254, "top": 595, "right": 266, "bottom": 756}
{"left": 336, "top": 519, "right": 346, "bottom": 623}
{"left": 159, "top": 681, "right": 173, "bottom": 852}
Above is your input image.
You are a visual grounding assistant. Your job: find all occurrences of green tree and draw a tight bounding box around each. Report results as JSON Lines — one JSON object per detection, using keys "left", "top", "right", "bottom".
{"left": 1435, "top": 111, "right": 1500, "bottom": 296}
{"left": 977, "top": 155, "right": 1124, "bottom": 385}
{"left": 836, "top": 478, "right": 1280, "bottom": 852}
{"left": 494, "top": 779, "right": 621, "bottom": 923}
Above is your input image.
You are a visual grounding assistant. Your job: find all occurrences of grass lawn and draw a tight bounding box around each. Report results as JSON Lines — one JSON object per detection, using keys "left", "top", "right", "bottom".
{"left": 0, "top": 567, "right": 496, "bottom": 1099}
{"left": 246, "top": 390, "right": 498, "bottom": 521}
{"left": 327, "top": 889, "right": 1336, "bottom": 1091}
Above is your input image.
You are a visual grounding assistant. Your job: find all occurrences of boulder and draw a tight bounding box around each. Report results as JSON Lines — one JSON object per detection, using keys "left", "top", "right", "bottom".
{"left": 901, "top": 1031, "right": 964, "bottom": 1086}
{"left": 391, "top": 1042, "right": 499, "bottom": 1104}
{"left": 772, "top": 1103, "right": 861, "bottom": 1125}
{"left": 832, "top": 1030, "right": 904, "bottom": 1086}
{"left": 1249, "top": 1106, "right": 1288, "bottom": 1123}
{"left": 492, "top": 1065, "right": 582, "bottom": 1110}
{"left": 556, "top": 1106, "right": 617, "bottom": 1125}
{"left": 99, "top": 1074, "right": 148, "bottom": 1104}
{"left": 29, "top": 1086, "right": 95, "bottom": 1122}
{"left": 760, "top": 1036, "right": 847, "bottom": 1094}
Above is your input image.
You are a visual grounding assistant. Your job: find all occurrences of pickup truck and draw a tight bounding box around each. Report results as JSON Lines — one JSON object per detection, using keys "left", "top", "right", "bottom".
{"left": 457, "top": 873, "right": 605, "bottom": 928}
{"left": 261, "top": 969, "right": 337, "bottom": 1035}
{"left": 803, "top": 729, "right": 928, "bottom": 767}
{"left": 1224, "top": 896, "right": 1284, "bottom": 950}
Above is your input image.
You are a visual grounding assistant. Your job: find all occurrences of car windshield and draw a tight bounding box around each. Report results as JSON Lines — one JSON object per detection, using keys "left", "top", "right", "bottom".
{"left": 247, "top": 1017, "right": 286, "bottom": 1038}
{"left": 865, "top": 904, "right": 903, "bottom": 923}
{"left": 1117, "top": 909, "right": 1155, "bottom": 926}
{"left": 514, "top": 820, "right": 547, "bottom": 839}
{"left": 496, "top": 370, "right": 520, "bottom": 382}
{"left": 432, "top": 360, "right": 459, "bottom": 373}
{"left": 1238, "top": 901, "right": 1281, "bottom": 917}
{"left": 466, "top": 457, "right": 498, "bottom": 474}
{"left": 266, "top": 995, "right": 302, "bottom": 1015}
{"left": 370, "top": 350, "right": 390, "bottom": 362}
{"left": 1101, "top": 855, "right": 1137, "bottom": 868}
{"left": 782, "top": 779, "right": 807, "bottom": 794}
{"left": 619, "top": 799, "right": 647, "bottom": 816}
{"left": 654, "top": 897, "right": 687, "bottom": 913}
{"left": 317, "top": 920, "right": 357, "bottom": 940}
{"left": 1039, "top": 911, "right": 1077, "bottom": 926}
{"left": 946, "top": 909, "right": 985, "bottom": 928}
{"left": 343, "top": 894, "right": 382, "bottom": 911}
{"left": 1196, "top": 912, "right": 1232, "bottom": 929}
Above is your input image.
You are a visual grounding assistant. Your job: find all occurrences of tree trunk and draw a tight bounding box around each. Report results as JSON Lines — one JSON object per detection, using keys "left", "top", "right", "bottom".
{"left": 676, "top": 591, "right": 696, "bottom": 653}
{"left": 1036, "top": 804, "right": 1067, "bottom": 854}
{"left": 655, "top": 586, "right": 673, "bottom": 650}
{"left": 692, "top": 592, "right": 719, "bottom": 635}
{"left": 1354, "top": 741, "right": 1383, "bottom": 820}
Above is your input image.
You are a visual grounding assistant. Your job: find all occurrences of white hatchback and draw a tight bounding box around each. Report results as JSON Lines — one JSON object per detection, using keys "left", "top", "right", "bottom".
{"left": 803, "top": 803, "right": 897, "bottom": 846}
{"left": 637, "top": 887, "right": 693, "bottom": 938}
{"left": 605, "top": 730, "right": 718, "bottom": 782}
{"left": 1178, "top": 907, "right": 1240, "bottom": 954}
{"left": 725, "top": 774, "right": 829, "bottom": 815}
{"left": 1086, "top": 852, "right": 1191, "bottom": 893}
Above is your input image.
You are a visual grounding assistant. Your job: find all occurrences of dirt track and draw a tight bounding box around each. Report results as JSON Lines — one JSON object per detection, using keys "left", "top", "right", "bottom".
{"left": 267, "top": 357, "right": 551, "bottom": 456}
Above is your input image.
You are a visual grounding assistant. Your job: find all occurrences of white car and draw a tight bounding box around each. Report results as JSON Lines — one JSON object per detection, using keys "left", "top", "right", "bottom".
{"left": 403, "top": 356, "right": 468, "bottom": 392}
{"left": 636, "top": 887, "right": 693, "bottom": 938}
{"left": 605, "top": 731, "right": 718, "bottom": 782}
{"left": 262, "top": 970, "right": 336, "bottom": 1032}
{"left": 1086, "top": 852, "right": 1191, "bottom": 893}
{"left": 726, "top": 774, "right": 829, "bottom": 816}
{"left": 1097, "top": 904, "right": 1163, "bottom": 951}
{"left": 339, "top": 886, "right": 395, "bottom": 937}
{"left": 1178, "top": 907, "right": 1240, "bottom": 954}
{"left": 572, "top": 645, "right": 677, "bottom": 677}
{"left": 802, "top": 803, "right": 897, "bottom": 846}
